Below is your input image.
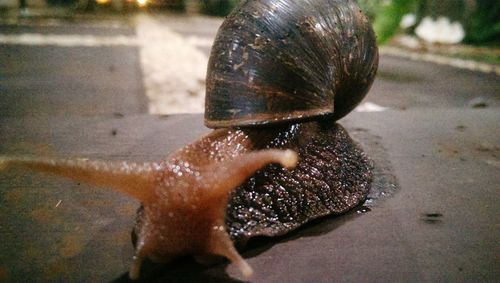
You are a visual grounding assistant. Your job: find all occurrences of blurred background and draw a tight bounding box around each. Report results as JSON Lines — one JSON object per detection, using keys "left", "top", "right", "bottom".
{"left": 1, "top": 0, "right": 498, "bottom": 44}
{"left": 0, "top": 0, "right": 498, "bottom": 116}
{"left": 0, "top": 1, "right": 498, "bottom": 282}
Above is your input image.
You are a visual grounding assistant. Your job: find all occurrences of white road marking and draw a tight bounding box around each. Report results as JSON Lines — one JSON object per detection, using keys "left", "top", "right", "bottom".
{"left": 185, "top": 36, "right": 214, "bottom": 48}
{"left": 0, "top": 33, "right": 137, "bottom": 46}
{"left": 0, "top": 16, "right": 211, "bottom": 114}
{"left": 355, "top": 102, "right": 388, "bottom": 112}
{"left": 0, "top": 16, "right": 129, "bottom": 28}
{"left": 135, "top": 15, "right": 207, "bottom": 114}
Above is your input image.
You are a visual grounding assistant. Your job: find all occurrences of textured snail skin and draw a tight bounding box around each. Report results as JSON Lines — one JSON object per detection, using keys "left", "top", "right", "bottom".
{"left": 0, "top": 0, "right": 378, "bottom": 279}
{"left": 131, "top": 120, "right": 372, "bottom": 248}
{"left": 0, "top": 120, "right": 371, "bottom": 279}
{"left": 224, "top": 122, "right": 372, "bottom": 245}
{"left": 205, "top": 0, "right": 378, "bottom": 127}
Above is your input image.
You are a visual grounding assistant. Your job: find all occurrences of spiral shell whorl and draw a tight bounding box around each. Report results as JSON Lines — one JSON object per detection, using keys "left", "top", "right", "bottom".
{"left": 205, "top": 0, "right": 378, "bottom": 128}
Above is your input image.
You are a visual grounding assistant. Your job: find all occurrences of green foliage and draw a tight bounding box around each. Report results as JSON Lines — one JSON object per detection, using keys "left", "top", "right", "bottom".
{"left": 367, "top": 0, "right": 499, "bottom": 45}
{"left": 200, "top": 0, "right": 240, "bottom": 16}
{"left": 372, "top": 0, "right": 416, "bottom": 44}
{"left": 357, "top": 0, "right": 384, "bottom": 22}
{"left": 463, "top": 1, "right": 500, "bottom": 45}
{"left": 197, "top": 0, "right": 497, "bottom": 45}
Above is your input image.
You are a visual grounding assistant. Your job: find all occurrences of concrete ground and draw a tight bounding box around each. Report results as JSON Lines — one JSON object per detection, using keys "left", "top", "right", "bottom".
{"left": 0, "top": 10, "right": 499, "bottom": 282}
{"left": 1, "top": 12, "right": 498, "bottom": 117}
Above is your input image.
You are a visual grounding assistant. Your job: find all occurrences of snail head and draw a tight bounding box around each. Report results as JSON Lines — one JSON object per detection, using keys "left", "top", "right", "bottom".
{"left": 0, "top": 149, "right": 298, "bottom": 279}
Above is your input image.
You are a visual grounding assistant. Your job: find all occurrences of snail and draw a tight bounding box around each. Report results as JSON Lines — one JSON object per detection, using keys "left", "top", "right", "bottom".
{"left": 0, "top": 0, "right": 378, "bottom": 280}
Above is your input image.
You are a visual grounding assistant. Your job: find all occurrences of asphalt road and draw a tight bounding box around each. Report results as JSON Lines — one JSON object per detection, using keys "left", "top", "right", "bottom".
{"left": 0, "top": 12, "right": 499, "bottom": 282}
{"left": 0, "top": 17, "right": 146, "bottom": 117}
{"left": 1, "top": 13, "right": 498, "bottom": 118}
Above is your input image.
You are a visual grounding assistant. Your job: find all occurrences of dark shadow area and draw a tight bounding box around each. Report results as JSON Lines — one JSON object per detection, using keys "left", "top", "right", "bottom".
{"left": 112, "top": 127, "right": 399, "bottom": 282}
{"left": 241, "top": 204, "right": 367, "bottom": 258}
{"left": 112, "top": 257, "right": 244, "bottom": 283}
{"left": 113, "top": 200, "right": 374, "bottom": 283}
{"left": 113, "top": 213, "right": 358, "bottom": 283}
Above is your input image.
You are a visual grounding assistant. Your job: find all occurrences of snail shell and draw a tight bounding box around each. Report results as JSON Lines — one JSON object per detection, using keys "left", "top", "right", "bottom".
{"left": 0, "top": 0, "right": 379, "bottom": 280}
{"left": 205, "top": 0, "right": 378, "bottom": 128}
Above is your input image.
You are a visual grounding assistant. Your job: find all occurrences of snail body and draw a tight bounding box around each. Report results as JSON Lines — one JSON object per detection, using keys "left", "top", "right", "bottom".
{"left": 223, "top": 121, "right": 372, "bottom": 245}
{"left": 0, "top": 0, "right": 378, "bottom": 280}
{"left": 204, "top": 0, "right": 377, "bottom": 246}
{"left": 129, "top": 119, "right": 371, "bottom": 278}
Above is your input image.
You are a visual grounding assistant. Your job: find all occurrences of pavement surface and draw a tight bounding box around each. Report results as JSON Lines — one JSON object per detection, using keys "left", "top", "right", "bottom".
{"left": 1, "top": 12, "right": 498, "bottom": 117}
{"left": 0, "top": 11, "right": 499, "bottom": 282}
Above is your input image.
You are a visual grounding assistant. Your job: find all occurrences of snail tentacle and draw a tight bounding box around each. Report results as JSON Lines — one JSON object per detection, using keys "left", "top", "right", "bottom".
{"left": 202, "top": 149, "right": 298, "bottom": 201}
{"left": 207, "top": 223, "right": 253, "bottom": 278}
{"left": 129, "top": 235, "right": 151, "bottom": 280}
{"left": 0, "top": 150, "right": 296, "bottom": 279}
{"left": 1, "top": 0, "right": 378, "bottom": 280}
{"left": 128, "top": 149, "right": 296, "bottom": 278}
{"left": 0, "top": 156, "right": 158, "bottom": 203}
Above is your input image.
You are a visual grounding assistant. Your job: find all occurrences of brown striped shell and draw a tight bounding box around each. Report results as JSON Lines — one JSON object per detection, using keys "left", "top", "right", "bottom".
{"left": 205, "top": 0, "right": 378, "bottom": 128}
